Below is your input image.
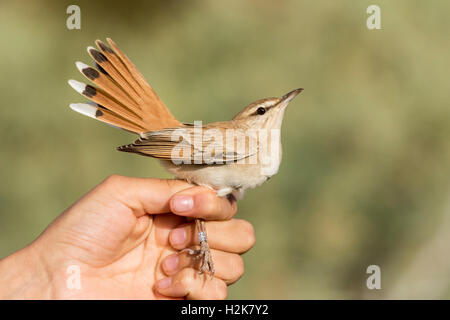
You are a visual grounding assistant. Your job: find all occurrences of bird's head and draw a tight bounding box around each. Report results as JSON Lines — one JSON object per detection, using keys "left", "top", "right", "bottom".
{"left": 233, "top": 88, "right": 303, "bottom": 130}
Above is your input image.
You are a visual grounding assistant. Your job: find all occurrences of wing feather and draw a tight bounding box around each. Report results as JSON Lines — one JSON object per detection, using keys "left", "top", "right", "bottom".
{"left": 117, "top": 125, "right": 259, "bottom": 164}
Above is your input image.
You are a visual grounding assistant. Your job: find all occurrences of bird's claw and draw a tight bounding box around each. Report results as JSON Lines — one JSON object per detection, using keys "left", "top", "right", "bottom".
{"left": 198, "top": 240, "right": 214, "bottom": 277}
{"left": 181, "top": 241, "right": 215, "bottom": 277}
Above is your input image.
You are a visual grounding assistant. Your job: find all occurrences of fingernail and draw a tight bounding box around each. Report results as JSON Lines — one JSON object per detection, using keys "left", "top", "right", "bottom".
{"left": 172, "top": 195, "right": 194, "bottom": 212}
{"left": 170, "top": 227, "right": 187, "bottom": 245}
{"left": 157, "top": 277, "right": 172, "bottom": 289}
{"left": 163, "top": 255, "right": 179, "bottom": 272}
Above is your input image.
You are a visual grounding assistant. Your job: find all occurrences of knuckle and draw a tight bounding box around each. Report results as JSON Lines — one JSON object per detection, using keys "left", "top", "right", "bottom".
{"left": 160, "top": 178, "right": 181, "bottom": 189}
{"left": 104, "top": 174, "right": 123, "bottom": 185}
{"left": 102, "top": 174, "right": 126, "bottom": 190}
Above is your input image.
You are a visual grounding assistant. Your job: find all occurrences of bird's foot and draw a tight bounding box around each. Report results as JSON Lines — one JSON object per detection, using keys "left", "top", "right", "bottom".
{"left": 198, "top": 239, "right": 214, "bottom": 276}
{"left": 181, "top": 238, "right": 215, "bottom": 277}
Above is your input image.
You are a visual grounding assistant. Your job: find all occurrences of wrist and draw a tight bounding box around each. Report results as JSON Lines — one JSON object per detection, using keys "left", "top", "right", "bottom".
{"left": 0, "top": 241, "right": 51, "bottom": 299}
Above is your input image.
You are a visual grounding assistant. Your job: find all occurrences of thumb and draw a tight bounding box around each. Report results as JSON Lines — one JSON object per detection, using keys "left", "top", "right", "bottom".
{"left": 84, "top": 175, "right": 193, "bottom": 217}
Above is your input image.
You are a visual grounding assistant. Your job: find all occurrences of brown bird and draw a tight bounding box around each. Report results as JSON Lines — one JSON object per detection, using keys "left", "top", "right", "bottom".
{"left": 68, "top": 38, "right": 302, "bottom": 276}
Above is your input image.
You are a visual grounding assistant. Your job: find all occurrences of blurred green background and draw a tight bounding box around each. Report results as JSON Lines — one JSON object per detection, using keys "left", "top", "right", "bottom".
{"left": 1, "top": 0, "right": 449, "bottom": 299}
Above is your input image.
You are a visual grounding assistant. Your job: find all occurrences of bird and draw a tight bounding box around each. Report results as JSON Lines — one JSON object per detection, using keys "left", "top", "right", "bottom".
{"left": 68, "top": 38, "right": 302, "bottom": 276}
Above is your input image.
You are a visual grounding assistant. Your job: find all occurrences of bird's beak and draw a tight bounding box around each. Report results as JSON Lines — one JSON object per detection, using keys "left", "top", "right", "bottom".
{"left": 277, "top": 88, "right": 303, "bottom": 108}
{"left": 282, "top": 88, "right": 303, "bottom": 103}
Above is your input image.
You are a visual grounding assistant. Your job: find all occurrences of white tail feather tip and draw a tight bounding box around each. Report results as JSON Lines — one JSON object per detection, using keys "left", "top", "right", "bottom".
{"left": 69, "top": 103, "right": 97, "bottom": 119}
{"left": 75, "top": 61, "right": 90, "bottom": 72}
{"left": 68, "top": 79, "right": 86, "bottom": 94}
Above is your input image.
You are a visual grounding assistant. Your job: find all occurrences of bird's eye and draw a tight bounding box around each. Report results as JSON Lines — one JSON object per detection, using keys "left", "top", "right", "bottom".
{"left": 256, "top": 107, "right": 266, "bottom": 115}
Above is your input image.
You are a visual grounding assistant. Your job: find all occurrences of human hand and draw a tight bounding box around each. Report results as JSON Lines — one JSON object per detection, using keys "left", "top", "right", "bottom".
{"left": 0, "top": 175, "right": 255, "bottom": 299}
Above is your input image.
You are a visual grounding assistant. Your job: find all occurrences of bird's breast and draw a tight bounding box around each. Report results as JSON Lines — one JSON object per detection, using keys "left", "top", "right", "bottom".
{"left": 161, "top": 139, "right": 283, "bottom": 193}
{"left": 161, "top": 161, "right": 277, "bottom": 192}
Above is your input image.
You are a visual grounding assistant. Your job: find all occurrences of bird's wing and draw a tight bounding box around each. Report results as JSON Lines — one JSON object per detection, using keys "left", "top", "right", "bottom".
{"left": 68, "top": 38, "right": 182, "bottom": 133}
{"left": 117, "top": 125, "right": 259, "bottom": 164}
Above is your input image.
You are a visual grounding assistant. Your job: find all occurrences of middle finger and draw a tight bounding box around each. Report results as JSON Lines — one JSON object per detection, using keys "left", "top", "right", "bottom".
{"left": 169, "top": 219, "right": 255, "bottom": 253}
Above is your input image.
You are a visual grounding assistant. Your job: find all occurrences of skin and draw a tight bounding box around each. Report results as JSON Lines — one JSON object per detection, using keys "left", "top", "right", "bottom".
{"left": 0, "top": 175, "right": 255, "bottom": 299}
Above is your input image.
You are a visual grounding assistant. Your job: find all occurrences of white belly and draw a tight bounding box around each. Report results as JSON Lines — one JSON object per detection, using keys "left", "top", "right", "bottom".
{"left": 162, "top": 161, "right": 270, "bottom": 190}
{"left": 160, "top": 140, "right": 283, "bottom": 197}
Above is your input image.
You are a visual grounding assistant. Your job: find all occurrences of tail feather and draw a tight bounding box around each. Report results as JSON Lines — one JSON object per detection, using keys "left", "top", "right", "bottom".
{"left": 69, "top": 103, "right": 145, "bottom": 133}
{"left": 106, "top": 38, "right": 168, "bottom": 116}
{"left": 68, "top": 79, "right": 146, "bottom": 128}
{"left": 95, "top": 40, "right": 148, "bottom": 107}
{"left": 75, "top": 61, "right": 141, "bottom": 113}
{"left": 86, "top": 46, "right": 145, "bottom": 109}
{"left": 69, "top": 39, "right": 181, "bottom": 134}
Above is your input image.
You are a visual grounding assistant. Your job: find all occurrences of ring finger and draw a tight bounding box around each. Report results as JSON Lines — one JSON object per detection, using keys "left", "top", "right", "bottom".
{"left": 161, "top": 249, "right": 244, "bottom": 284}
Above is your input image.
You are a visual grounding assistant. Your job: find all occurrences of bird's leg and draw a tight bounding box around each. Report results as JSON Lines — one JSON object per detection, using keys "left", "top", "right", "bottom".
{"left": 195, "top": 218, "right": 214, "bottom": 276}
{"left": 181, "top": 218, "right": 214, "bottom": 277}
{"left": 182, "top": 186, "right": 236, "bottom": 277}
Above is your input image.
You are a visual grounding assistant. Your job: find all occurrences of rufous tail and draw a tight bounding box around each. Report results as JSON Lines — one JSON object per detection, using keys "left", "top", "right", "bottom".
{"left": 68, "top": 38, "right": 181, "bottom": 134}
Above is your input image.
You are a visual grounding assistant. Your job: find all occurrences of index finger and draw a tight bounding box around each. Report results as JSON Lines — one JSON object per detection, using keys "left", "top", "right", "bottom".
{"left": 169, "top": 186, "right": 237, "bottom": 220}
